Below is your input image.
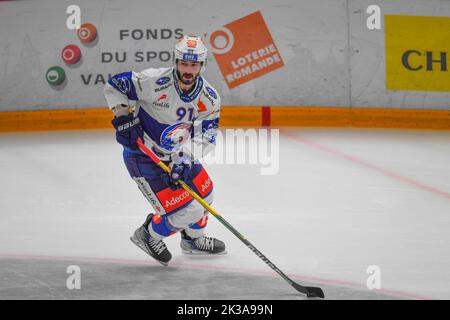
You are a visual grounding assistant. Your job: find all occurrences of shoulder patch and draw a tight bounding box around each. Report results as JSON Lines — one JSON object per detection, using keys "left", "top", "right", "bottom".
{"left": 108, "top": 71, "right": 138, "bottom": 100}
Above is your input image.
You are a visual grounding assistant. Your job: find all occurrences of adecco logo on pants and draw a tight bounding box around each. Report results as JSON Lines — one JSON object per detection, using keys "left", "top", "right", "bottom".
{"left": 208, "top": 11, "right": 284, "bottom": 89}
{"left": 386, "top": 15, "right": 450, "bottom": 92}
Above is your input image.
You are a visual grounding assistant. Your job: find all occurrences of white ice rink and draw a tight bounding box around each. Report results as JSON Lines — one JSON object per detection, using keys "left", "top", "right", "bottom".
{"left": 0, "top": 128, "right": 449, "bottom": 299}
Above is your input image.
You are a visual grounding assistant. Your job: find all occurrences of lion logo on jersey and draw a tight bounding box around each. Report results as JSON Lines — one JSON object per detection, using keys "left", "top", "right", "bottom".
{"left": 160, "top": 122, "right": 192, "bottom": 152}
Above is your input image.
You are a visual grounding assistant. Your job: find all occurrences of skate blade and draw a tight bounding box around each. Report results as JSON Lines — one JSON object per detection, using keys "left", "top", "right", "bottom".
{"left": 130, "top": 236, "right": 169, "bottom": 267}
{"left": 181, "top": 248, "right": 228, "bottom": 255}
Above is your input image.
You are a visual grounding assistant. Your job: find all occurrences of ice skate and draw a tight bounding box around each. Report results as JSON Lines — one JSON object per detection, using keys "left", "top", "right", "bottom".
{"left": 180, "top": 230, "right": 227, "bottom": 255}
{"left": 130, "top": 213, "right": 172, "bottom": 266}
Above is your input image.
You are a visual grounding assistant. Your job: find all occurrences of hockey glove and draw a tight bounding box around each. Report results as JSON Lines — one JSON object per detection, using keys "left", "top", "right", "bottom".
{"left": 111, "top": 113, "right": 143, "bottom": 150}
{"left": 161, "top": 152, "right": 192, "bottom": 190}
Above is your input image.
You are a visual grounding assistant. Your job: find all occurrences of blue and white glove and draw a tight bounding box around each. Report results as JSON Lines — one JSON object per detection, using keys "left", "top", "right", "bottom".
{"left": 111, "top": 113, "right": 143, "bottom": 150}
{"left": 161, "top": 152, "right": 192, "bottom": 190}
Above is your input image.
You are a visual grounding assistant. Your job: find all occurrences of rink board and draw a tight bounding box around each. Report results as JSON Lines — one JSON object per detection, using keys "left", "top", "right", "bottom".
{"left": 0, "top": 107, "right": 449, "bottom": 132}
{"left": 2, "top": 0, "right": 450, "bottom": 112}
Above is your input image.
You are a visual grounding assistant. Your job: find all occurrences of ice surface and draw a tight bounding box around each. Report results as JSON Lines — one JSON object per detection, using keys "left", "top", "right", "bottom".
{"left": 0, "top": 128, "right": 449, "bottom": 299}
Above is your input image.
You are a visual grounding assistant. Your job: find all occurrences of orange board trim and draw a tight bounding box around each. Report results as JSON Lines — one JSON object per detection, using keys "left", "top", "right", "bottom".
{"left": 0, "top": 106, "right": 449, "bottom": 132}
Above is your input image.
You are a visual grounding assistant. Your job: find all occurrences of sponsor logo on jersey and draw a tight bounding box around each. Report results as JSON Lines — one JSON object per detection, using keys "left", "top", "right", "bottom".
{"left": 192, "top": 168, "right": 213, "bottom": 197}
{"left": 152, "top": 94, "right": 170, "bottom": 108}
{"left": 133, "top": 177, "right": 164, "bottom": 214}
{"left": 152, "top": 101, "right": 170, "bottom": 108}
{"left": 160, "top": 122, "right": 192, "bottom": 152}
{"left": 164, "top": 190, "right": 190, "bottom": 208}
{"left": 202, "top": 86, "right": 217, "bottom": 106}
{"left": 156, "top": 188, "right": 193, "bottom": 213}
{"left": 203, "top": 88, "right": 217, "bottom": 107}
{"left": 155, "top": 83, "right": 172, "bottom": 92}
{"left": 205, "top": 86, "right": 217, "bottom": 99}
{"left": 155, "top": 76, "right": 171, "bottom": 85}
{"left": 201, "top": 178, "right": 212, "bottom": 194}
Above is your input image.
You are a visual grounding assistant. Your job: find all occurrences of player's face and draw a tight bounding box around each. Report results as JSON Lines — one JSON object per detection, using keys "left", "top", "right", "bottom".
{"left": 176, "top": 60, "right": 202, "bottom": 85}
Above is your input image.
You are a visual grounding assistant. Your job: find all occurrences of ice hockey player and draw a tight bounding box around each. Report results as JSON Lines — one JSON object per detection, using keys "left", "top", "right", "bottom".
{"left": 103, "top": 35, "right": 226, "bottom": 266}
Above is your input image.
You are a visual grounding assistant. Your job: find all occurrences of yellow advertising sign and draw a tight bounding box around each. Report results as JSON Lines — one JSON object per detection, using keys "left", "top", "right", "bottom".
{"left": 385, "top": 15, "right": 450, "bottom": 92}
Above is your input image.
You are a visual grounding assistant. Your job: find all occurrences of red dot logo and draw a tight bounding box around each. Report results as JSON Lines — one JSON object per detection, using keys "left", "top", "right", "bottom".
{"left": 61, "top": 44, "right": 81, "bottom": 64}
{"left": 77, "top": 23, "right": 97, "bottom": 44}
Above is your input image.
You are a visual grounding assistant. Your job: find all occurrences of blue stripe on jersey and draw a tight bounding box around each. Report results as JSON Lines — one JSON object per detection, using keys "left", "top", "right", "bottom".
{"left": 108, "top": 71, "right": 139, "bottom": 101}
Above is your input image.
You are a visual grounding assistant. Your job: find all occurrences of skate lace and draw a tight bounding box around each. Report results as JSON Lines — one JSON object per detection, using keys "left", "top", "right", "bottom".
{"left": 149, "top": 237, "right": 166, "bottom": 255}
{"left": 194, "top": 236, "right": 214, "bottom": 251}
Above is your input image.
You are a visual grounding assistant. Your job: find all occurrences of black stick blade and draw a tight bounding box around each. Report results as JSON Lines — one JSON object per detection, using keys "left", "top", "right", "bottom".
{"left": 306, "top": 286, "right": 325, "bottom": 299}
{"left": 292, "top": 282, "right": 325, "bottom": 298}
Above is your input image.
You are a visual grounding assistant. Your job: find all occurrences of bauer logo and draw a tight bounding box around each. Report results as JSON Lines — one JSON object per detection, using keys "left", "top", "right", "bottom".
{"left": 386, "top": 15, "right": 450, "bottom": 92}
{"left": 208, "top": 11, "right": 284, "bottom": 89}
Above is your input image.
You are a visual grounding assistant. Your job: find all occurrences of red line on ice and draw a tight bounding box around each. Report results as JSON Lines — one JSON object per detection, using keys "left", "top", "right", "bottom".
{"left": 281, "top": 130, "right": 450, "bottom": 200}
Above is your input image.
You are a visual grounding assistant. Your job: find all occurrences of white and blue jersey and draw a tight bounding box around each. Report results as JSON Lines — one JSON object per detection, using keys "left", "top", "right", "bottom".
{"left": 104, "top": 67, "right": 221, "bottom": 160}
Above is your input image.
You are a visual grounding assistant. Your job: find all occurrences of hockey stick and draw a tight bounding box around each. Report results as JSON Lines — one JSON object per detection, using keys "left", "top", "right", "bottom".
{"left": 136, "top": 137, "right": 325, "bottom": 299}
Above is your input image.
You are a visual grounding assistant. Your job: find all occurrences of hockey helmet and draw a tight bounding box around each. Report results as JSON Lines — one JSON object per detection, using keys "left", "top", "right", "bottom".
{"left": 174, "top": 35, "right": 207, "bottom": 72}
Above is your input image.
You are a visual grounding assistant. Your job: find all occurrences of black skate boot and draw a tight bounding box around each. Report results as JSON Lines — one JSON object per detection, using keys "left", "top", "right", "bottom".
{"left": 180, "top": 230, "right": 227, "bottom": 255}
{"left": 130, "top": 213, "right": 172, "bottom": 266}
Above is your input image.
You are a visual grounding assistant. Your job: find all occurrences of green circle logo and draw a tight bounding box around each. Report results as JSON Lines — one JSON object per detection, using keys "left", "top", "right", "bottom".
{"left": 46, "top": 66, "right": 65, "bottom": 86}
